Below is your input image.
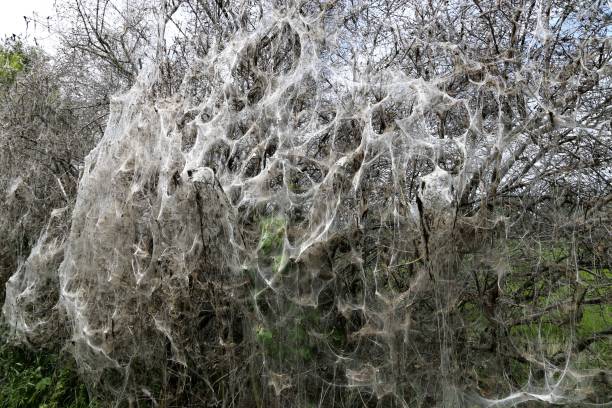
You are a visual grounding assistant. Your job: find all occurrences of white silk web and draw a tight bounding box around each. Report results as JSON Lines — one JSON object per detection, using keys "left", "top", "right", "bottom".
{"left": 3, "top": 1, "right": 610, "bottom": 407}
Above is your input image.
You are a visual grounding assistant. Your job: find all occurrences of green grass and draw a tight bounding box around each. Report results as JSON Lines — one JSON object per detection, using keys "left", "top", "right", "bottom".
{"left": 0, "top": 340, "right": 95, "bottom": 408}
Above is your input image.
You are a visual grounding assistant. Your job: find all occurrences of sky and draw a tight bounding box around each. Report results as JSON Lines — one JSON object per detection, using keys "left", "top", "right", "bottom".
{"left": 0, "top": 0, "right": 57, "bottom": 45}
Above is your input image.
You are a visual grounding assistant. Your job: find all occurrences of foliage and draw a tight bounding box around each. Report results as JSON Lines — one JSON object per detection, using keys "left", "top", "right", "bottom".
{"left": 255, "top": 306, "right": 318, "bottom": 364}
{"left": 258, "top": 216, "right": 286, "bottom": 258}
{"left": 0, "top": 43, "right": 27, "bottom": 86}
{"left": 0, "top": 339, "right": 95, "bottom": 408}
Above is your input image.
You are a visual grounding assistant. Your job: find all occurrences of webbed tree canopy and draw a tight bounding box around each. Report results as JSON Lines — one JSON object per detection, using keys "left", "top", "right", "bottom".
{"left": 0, "top": 1, "right": 610, "bottom": 407}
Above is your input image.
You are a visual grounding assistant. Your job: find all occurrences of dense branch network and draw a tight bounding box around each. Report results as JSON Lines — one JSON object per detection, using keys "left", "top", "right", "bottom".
{"left": 1, "top": 0, "right": 610, "bottom": 407}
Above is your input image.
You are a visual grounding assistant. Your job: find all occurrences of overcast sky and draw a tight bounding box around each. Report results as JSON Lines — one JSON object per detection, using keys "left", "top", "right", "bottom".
{"left": 0, "top": 0, "right": 56, "bottom": 44}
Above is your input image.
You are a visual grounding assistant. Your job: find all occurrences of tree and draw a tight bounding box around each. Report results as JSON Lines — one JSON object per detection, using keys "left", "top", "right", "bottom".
{"left": 1, "top": 0, "right": 610, "bottom": 407}
{"left": 0, "top": 40, "right": 99, "bottom": 305}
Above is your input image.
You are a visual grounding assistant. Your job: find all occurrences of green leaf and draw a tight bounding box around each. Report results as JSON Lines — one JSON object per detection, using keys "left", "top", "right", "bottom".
{"left": 256, "top": 327, "right": 274, "bottom": 345}
{"left": 36, "top": 377, "right": 52, "bottom": 392}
